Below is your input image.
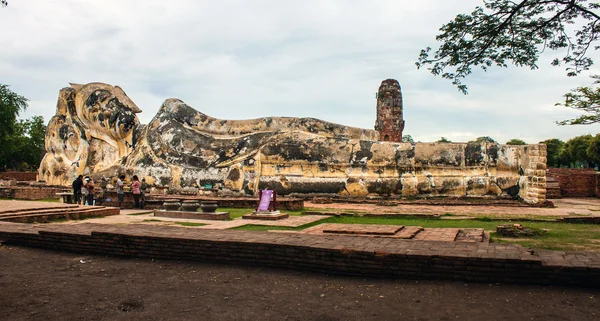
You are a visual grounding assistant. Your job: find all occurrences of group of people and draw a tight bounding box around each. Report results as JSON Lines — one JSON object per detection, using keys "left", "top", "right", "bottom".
{"left": 72, "top": 174, "right": 148, "bottom": 209}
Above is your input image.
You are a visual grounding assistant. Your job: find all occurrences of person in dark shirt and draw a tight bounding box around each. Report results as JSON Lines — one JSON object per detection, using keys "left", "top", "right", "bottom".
{"left": 72, "top": 175, "right": 83, "bottom": 204}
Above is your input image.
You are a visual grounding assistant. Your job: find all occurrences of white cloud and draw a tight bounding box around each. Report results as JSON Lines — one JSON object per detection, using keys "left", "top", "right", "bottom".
{"left": 1, "top": 0, "right": 598, "bottom": 146}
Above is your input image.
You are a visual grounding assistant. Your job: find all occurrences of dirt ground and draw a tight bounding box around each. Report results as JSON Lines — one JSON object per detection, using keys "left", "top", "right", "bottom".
{"left": 1, "top": 245, "right": 598, "bottom": 321}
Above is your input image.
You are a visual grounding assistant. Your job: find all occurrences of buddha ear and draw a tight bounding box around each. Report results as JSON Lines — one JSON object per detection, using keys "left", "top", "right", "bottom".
{"left": 114, "top": 85, "right": 142, "bottom": 113}
{"left": 69, "top": 83, "right": 84, "bottom": 92}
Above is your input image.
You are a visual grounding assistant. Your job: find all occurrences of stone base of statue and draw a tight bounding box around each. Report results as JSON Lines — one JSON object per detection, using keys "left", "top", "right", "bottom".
{"left": 154, "top": 210, "right": 230, "bottom": 221}
{"left": 243, "top": 210, "right": 288, "bottom": 220}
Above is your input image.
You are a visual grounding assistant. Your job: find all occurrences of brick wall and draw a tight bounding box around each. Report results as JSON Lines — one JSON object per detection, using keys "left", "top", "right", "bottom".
{"left": 597, "top": 173, "right": 600, "bottom": 198}
{"left": 3, "top": 186, "right": 69, "bottom": 200}
{"left": 0, "top": 224, "right": 598, "bottom": 287}
{"left": 547, "top": 168, "right": 598, "bottom": 198}
{"left": 0, "top": 172, "right": 37, "bottom": 181}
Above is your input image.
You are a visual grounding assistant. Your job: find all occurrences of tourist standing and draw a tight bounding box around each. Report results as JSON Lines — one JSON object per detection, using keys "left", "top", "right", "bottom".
{"left": 72, "top": 175, "right": 83, "bottom": 204}
{"left": 117, "top": 175, "right": 125, "bottom": 208}
{"left": 131, "top": 175, "right": 141, "bottom": 209}
{"left": 140, "top": 178, "right": 150, "bottom": 209}
{"left": 98, "top": 176, "right": 108, "bottom": 205}
{"left": 83, "top": 177, "right": 95, "bottom": 205}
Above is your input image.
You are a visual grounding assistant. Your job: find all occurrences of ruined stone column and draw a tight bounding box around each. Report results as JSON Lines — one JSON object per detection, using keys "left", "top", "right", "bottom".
{"left": 374, "top": 79, "right": 404, "bottom": 142}
{"left": 518, "top": 144, "right": 547, "bottom": 204}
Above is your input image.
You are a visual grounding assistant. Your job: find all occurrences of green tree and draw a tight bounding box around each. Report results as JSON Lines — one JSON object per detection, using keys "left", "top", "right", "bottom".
{"left": 563, "top": 134, "right": 593, "bottom": 167}
{"left": 587, "top": 133, "right": 600, "bottom": 168}
{"left": 437, "top": 137, "right": 452, "bottom": 143}
{"left": 474, "top": 136, "right": 496, "bottom": 143}
{"left": 417, "top": 1, "right": 600, "bottom": 94}
{"left": 401, "top": 135, "right": 415, "bottom": 143}
{"left": 556, "top": 75, "right": 600, "bottom": 125}
{"left": 1, "top": 116, "right": 47, "bottom": 171}
{"left": 540, "top": 138, "right": 565, "bottom": 167}
{"left": 0, "top": 84, "right": 28, "bottom": 147}
{"left": 558, "top": 145, "right": 573, "bottom": 167}
{"left": 506, "top": 138, "right": 526, "bottom": 145}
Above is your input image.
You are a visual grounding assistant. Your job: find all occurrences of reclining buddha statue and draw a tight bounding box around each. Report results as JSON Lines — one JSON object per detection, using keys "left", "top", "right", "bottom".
{"left": 38, "top": 82, "right": 545, "bottom": 203}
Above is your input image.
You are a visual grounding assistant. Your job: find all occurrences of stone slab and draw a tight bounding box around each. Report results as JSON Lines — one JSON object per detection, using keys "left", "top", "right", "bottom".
{"left": 155, "top": 210, "right": 230, "bottom": 221}
{"left": 242, "top": 213, "right": 289, "bottom": 220}
{"left": 413, "top": 228, "right": 460, "bottom": 242}
{"left": 322, "top": 224, "right": 403, "bottom": 235}
{"left": 0, "top": 200, "right": 79, "bottom": 215}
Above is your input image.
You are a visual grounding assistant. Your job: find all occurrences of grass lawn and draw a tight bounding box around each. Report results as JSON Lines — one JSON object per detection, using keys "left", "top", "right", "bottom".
{"left": 172, "top": 221, "right": 207, "bottom": 227}
{"left": 233, "top": 214, "right": 600, "bottom": 252}
{"left": 217, "top": 207, "right": 304, "bottom": 220}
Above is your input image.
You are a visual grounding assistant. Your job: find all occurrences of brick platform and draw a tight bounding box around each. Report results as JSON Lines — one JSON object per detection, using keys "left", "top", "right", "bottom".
{"left": 322, "top": 224, "right": 403, "bottom": 235}
{"left": 154, "top": 210, "right": 230, "bottom": 220}
{"left": 154, "top": 195, "right": 304, "bottom": 211}
{"left": 0, "top": 200, "right": 79, "bottom": 214}
{"left": 242, "top": 213, "right": 289, "bottom": 220}
{"left": 0, "top": 200, "right": 119, "bottom": 223}
{"left": 293, "top": 223, "right": 482, "bottom": 242}
{"left": 0, "top": 222, "right": 598, "bottom": 287}
{"left": 413, "top": 228, "right": 460, "bottom": 242}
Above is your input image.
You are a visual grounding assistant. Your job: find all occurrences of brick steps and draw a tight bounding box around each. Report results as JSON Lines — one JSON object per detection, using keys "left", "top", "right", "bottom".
{"left": 413, "top": 228, "right": 460, "bottom": 242}
{"left": 0, "top": 207, "right": 95, "bottom": 218}
{"left": 299, "top": 224, "right": 472, "bottom": 242}
{"left": 0, "top": 204, "right": 80, "bottom": 215}
{"left": 395, "top": 226, "right": 423, "bottom": 239}
{"left": 0, "top": 206, "right": 119, "bottom": 223}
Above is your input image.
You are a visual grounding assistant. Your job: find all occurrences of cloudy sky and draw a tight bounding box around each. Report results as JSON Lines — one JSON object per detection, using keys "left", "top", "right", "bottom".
{"left": 1, "top": 0, "right": 598, "bottom": 144}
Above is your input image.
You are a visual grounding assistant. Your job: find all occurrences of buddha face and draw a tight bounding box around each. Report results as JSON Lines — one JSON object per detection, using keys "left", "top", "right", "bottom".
{"left": 80, "top": 88, "right": 139, "bottom": 140}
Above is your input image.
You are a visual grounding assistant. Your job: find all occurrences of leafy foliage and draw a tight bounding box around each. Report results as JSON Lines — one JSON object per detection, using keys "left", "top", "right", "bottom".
{"left": 436, "top": 137, "right": 452, "bottom": 143}
{"left": 556, "top": 75, "right": 600, "bottom": 124}
{"left": 0, "top": 84, "right": 28, "bottom": 146}
{"left": 561, "top": 134, "right": 595, "bottom": 168}
{"left": 417, "top": 0, "right": 600, "bottom": 94}
{"left": 506, "top": 138, "right": 527, "bottom": 145}
{"left": 0, "top": 116, "right": 47, "bottom": 171}
{"left": 474, "top": 136, "right": 496, "bottom": 143}
{"left": 540, "top": 138, "right": 566, "bottom": 167}
{"left": 401, "top": 135, "right": 415, "bottom": 143}
{"left": 0, "top": 84, "right": 46, "bottom": 171}
{"left": 586, "top": 133, "right": 600, "bottom": 166}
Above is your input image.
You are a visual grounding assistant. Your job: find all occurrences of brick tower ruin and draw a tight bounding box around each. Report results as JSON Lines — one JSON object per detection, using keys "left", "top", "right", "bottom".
{"left": 374, "top": 79, "right": 404, "bottom": 142}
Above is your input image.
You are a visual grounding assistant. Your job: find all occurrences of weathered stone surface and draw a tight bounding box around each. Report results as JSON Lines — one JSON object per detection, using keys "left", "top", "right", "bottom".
{"left": 38, "top": 82, "right": 546, "bottom": 204}
{"left": 38, "top": 83, "right": 141, "bottom": 185}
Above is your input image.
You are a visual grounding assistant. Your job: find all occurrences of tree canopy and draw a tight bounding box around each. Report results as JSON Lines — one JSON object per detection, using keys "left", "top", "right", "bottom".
{"left": 416, "top": 0, "right": 600, "bottom": 94}
{"left": 1, "top": 116, "right": 47, "bottom": 171}
{"left": 587, "top": 133, "right": 600, "bottom": 166}
{"left": 402, "top": 135, "right": 415, "bottom": 143}
{"left": 506, "top": 138, "right": 527, "bottom": 145}
{"left": 555, "top": 75, "right": 600, "bottom": 124}
{"left": 541, "top": 138, "right": 565, "bottom": 167}
{"left": 0, "top": 84, "right": 28, "bottom": 147}
{"left": 541, "top": 135, "right": 599, "bottom": 168}
{"left": 561, "top": 134, "right": 595, "bottom": 168}
{"left": 436, "top": 137, "right": 452, "bottom": 143}
{"left": 474, "top": 136, "right": 496, "bottom": 143}
{"left": 0, "top": 84, "right": 47, "bottom": 171}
